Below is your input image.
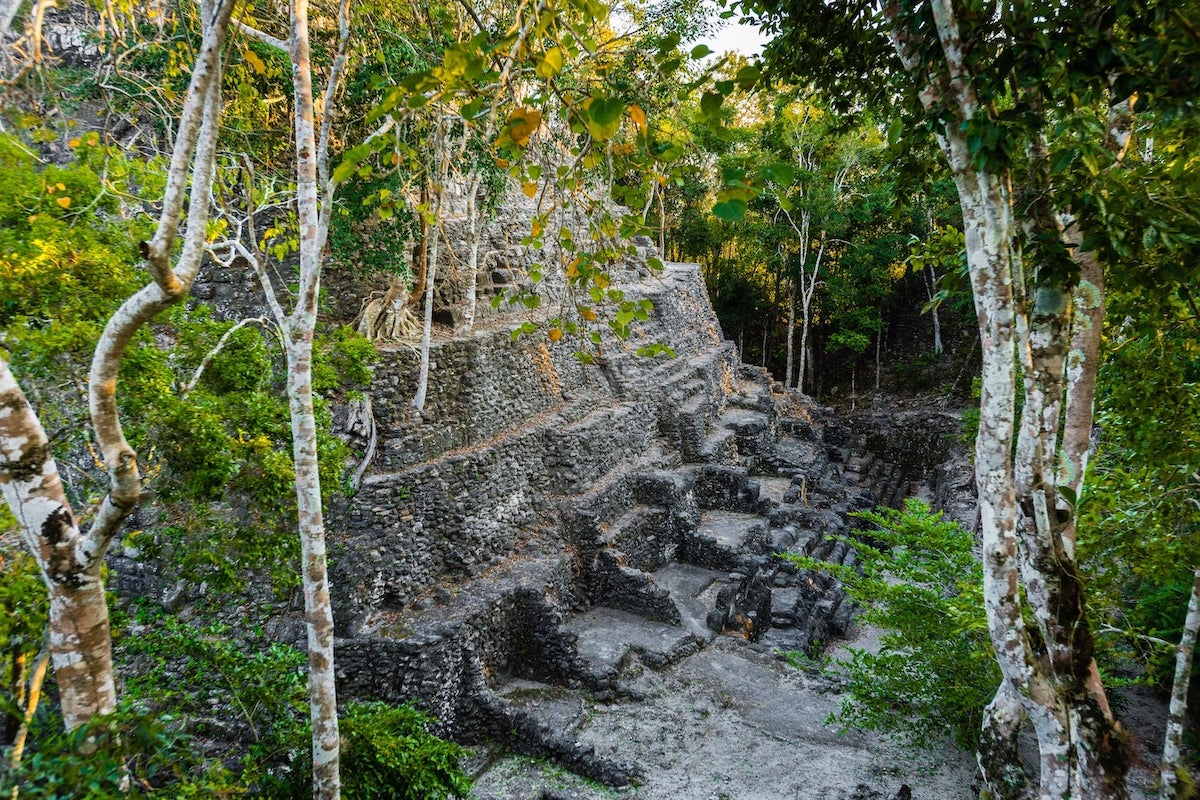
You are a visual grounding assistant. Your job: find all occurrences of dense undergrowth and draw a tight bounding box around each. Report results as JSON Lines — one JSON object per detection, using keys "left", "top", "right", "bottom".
{"left": 0, "top": 103, "right": 469, "bottom": 798}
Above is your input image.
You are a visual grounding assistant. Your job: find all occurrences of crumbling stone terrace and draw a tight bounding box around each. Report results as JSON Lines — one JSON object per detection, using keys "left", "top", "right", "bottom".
{"left": 320, "top": 261, "right": 941, "bottom": 783}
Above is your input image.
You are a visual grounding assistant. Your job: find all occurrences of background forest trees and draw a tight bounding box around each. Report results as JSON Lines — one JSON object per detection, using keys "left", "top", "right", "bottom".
{"left": 659, "top": 81, "right": 974, "bottom": 400}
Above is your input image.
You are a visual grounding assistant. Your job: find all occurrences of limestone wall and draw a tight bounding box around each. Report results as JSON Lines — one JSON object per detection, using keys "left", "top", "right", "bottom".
{"left": 329, "top": 262, "right": 739, "bottom": 635}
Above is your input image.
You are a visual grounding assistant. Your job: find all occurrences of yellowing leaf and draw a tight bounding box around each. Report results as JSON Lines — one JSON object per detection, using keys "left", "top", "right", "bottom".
{"left": 68, "top": 138, "right": 80, "bottom": 148}
{"left": 531, "top": 220, "right": 543, "bottom": 236}
{"left": 594, "top": 273, "right": 610, "bottom": 289}
{"left": 522, "top": 183, "right": 538, "bottom": 198}
{"left": 536, "top": 47, "right": 564, "bottom": 79}
{"left": 243, "top": 48, "right": 267, "bottom": 75}
{"left": 56, "top": 182, "right": 66, "bottom": 191}
{"left": 548, "top": 327, "right": 564, "bottom": 342}
{"left": 506, "top": 107, "right": 542, "bottom": 147}
{"left": 55, "top": 196, "right": 71, "bottom": 208}
{"left": 628, "top": 104, "right": 646, "bottom": 133}
{"left": 581, "top": 307, "right": 597, "bottom": 321}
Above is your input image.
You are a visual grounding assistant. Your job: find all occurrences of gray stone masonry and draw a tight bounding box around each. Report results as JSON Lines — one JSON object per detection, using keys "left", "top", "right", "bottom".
{"left": 321, "top": 261, "right": 960, "bottom": 783}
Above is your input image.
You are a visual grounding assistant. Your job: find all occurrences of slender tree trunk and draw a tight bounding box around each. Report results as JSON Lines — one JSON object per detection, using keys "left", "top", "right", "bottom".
{"left": 284, "top": 332, "right": 340, "bottom": 800}
{"left": 784, "top": 276, "right": 796, "bottom": 390}
{"left": 658, "top": 186, "right": 666, "bottom": 254}
{"left": 1, "top": 0, "right": 20, "bottom": 36}
{"left": 925, "top": 266, "right": 943, "bottom": 355}
{"left": 8, "top": 643, "right": 50, "bottom": 789}
{"left": 463, "top": 174, "right": 481, "bottom": 330}
{"left": 806, "top": 342, "right": 815, "bottom": 397}
{"left": 288, "top": 0, "right": 341, "bottom": 793}
{"left": 874, "top": 322, "right": 882, "bottom": 391}
{"left": 797, "top": 310, "right": 810, "bottom": 394}
{"left": 1160, "top": 567, "right": 1200, "bottom": 799}
{"left": 413, "top": 185, "right": 442, "bottom": 412}
{"left": 412, "top": 185, "right": 429, "bottom": 304}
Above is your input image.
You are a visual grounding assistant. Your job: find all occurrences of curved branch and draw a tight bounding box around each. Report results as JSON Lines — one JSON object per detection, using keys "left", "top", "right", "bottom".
{"left": 84, "top": 51, "right": 227, "bottom": 568}
{"left": 233, "top": 18, "right": 287, "bottom": 51}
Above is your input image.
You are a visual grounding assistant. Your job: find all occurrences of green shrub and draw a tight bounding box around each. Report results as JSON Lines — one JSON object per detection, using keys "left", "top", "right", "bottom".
{"left": 340, "top": 703, "right": 471, "bottom": 800}
{"left": 0, "top": 707, "right": 247, "bottom": 798}
{"left": 785, "top": 498, "right": 999, "bottom": 751}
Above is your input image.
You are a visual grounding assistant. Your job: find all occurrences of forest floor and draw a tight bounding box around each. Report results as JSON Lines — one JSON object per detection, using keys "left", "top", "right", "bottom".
{"left": 467, "top": 606, "right": 1169, "bottom": 800}
{"left": 467, "top": 621, "right": 979, "bottom": 800}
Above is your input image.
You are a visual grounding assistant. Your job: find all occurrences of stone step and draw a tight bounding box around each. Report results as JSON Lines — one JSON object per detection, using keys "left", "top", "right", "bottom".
{"left": 589, "top": 554, "right": 680, "bottom": 624}
{"left": 695, "top": 425, "right": 738, "bottom": 463}
{"left": 684, "top": 463, "right": 763, "bottom": 513}
{"left": 600, "top": 506, "right": 674, "bottom": 570}
{"left": 563, "top": 607, "right": 705, "bottom": 680}
{"left": 772, "top": 436, "right": 825, "bottom": 477}
{"left": 495, "top": 679, "right": 589, "bottom": 737}
{"left": 545, "top": 404, "right": 655, "bottom": 493}
{"left": 682, "top": 510, "right": 771, "bottom": 572}
{"left": 756, "top": 476, "right": 792, "bottom": 505}
{"left": 648, "top": 562, "right": 726, "bottom": 639}
{"left": 475, "top": 684, "right": 641, "bottom": 787}
{"left": 718, "top": 409, "right": 773, "bottom": 473}
{"left": 564, "top": 455, "right": 678, "bottom": 545}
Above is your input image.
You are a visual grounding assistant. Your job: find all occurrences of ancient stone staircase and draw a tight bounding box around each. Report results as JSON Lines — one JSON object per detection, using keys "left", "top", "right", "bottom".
{"left": 328, "top": 264, "right": 921, "bottom": 786}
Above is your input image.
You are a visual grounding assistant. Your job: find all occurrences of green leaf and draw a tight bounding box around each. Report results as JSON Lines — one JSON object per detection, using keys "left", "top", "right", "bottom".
{"left": 700, "top": 91, "right": 724, "bottom": 118}
{"left": 713, "top": 199, "right": 747, "bottom": 222}
{"left": 690, "top": 44, "right": 714, "bottom": 59}
{"left": 1058, "top": 484, "right": 1078, "bottom": 509}
{"left": 582, "top": 96, "right": 625, "bottom": 140}
{"left": 655, "top": 32, "right": 682, "bottom": 60}
{"left": 1050, "top": 148, "right": 1076, "bottom": 175}
{"left": 443, "top": 43, "right": 486, "bottom": 82}
{"left": 763, "top": 163, "right": 795, "bottom": 185}
{"left": 734, "top": 64, "right": 761, "bottom": 89}
{"left": 332, "top": 142, "right": 374, "bottom": 184}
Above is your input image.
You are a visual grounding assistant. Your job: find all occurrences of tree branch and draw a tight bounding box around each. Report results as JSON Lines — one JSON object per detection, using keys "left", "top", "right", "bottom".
{"left": 142, "top": 0, "right": 237, "bottom": 290}
{"left": 83, "top": 26, "right": 229, "bottom": 568}
{"left": 181, "top": 317, "right": 281, "bottom": 396}
{"left": 233, "top": 18, "right": 288, "bottom": 51}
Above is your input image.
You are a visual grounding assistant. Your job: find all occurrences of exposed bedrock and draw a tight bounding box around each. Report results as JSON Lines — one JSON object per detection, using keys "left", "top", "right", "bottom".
{"left": 318, "top": 262, "right": 946, "bottom": 785}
